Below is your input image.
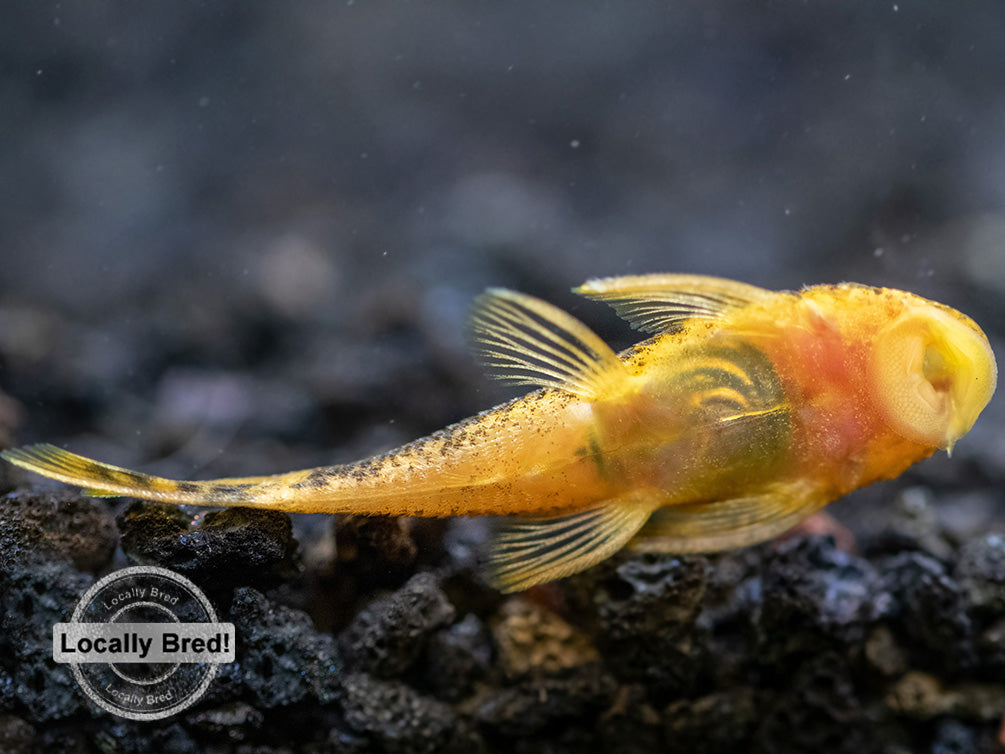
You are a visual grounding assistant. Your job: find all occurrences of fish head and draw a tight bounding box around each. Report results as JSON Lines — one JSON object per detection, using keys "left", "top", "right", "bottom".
{"left": 872, "top": 294, "right": 997, "bottom": 452}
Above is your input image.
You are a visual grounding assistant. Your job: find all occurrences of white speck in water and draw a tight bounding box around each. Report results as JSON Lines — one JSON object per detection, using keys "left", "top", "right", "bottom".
{"left": 892, "top": 3, "right": 899, "bottom": 10}
{"left": 844, "top": 74, "right": 851, "bottom": 81}
{"left": 570, "top": 139, "right": 581, "bottom": 149}
{"left": 198, "top": 96, "right": 211, "bottom": 108}
{"left": 360, "top": 152, "right": 368, "bottom": 159}
{"left": 784, "top": 208, "right": 791, "bottom": 216}
{"left": 873, "top": 247, "right": 884, "bottom": 257}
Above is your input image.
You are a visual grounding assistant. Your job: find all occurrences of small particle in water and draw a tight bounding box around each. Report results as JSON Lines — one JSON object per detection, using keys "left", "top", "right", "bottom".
{"left": 570, "top": 139, "right": 581, "bottom": 149}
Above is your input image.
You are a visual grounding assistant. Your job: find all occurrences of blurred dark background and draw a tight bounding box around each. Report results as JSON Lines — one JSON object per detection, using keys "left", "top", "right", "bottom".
{"left": 1, "top": 1, "right": 1003, "bottom": 504}
{"left": 3, "top": 5, "right": 1005, "bottom": 751}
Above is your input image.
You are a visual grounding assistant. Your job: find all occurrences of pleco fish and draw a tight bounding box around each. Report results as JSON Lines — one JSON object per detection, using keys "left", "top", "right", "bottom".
{"left": 3, "top": 275, "right": 997, "bottom": 591}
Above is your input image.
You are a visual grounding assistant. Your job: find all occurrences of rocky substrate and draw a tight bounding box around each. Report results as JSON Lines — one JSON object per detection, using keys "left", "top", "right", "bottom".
{"left": 1, "top": 484, "right": 1003, "bottom": 753}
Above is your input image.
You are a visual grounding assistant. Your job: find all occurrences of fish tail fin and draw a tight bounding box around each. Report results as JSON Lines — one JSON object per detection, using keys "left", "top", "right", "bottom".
{"left": 1, "top": 443, "right": 275, "bottom": 507}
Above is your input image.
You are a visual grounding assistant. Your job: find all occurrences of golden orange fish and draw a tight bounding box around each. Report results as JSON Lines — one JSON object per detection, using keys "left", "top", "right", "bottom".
{"left": 2, "top": 275, "right": 997, "bottom": 591}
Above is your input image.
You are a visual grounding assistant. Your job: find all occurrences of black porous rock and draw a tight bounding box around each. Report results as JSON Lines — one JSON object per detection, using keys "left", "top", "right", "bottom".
{"left": 91, "top": 721, "right": 201, "bottom": 754}
{"left": 854, "top": 486, "right": 955, "bottom": 560}
{"left": 954, "top": 534, "right": 1005, "bottom": 616}
{"left": 185, "top": 700, "right": 265, "bottom": 744}
{"left": 0, "top": 559, "right": 92, "bottom": 722}
{"left": 116, "top": 501, "right": 190, "bottom": 557}
{"left": 758, "top": 535, "right": 876, "bottom": 663}
{"left": 592, "top": 554, "right": 709, "bottom": 694}
{"left": 596, "top": 684, "right": 664, "bottom": 754}
{"left": 0, "top": 714, "right": 35, "bottom": 754}
{"left": 0, "top": 490, "right": 117, "bottom": 572}
{"left": 338, "top": 572, "right": 455, "bottom": 677}
{"left": 756, "top": 652, "right": 871, "bottom": 754}
{"left": 334, "top": 514, "right": 420, "bottom": 590}
{"left": 664, "top": 687, "right": 760, "bottom": 753}
{"left": 976, "top": 619, "right": 1005, "bottom": 680}
{"left": 118, "top": 502, "right": 300, "bottom": 594}
{"left": 340, "top": 673, "right": 473, "bottom": 754}
{"left": 877, "top": 551, "right": 976, "bottom": 676}
{"left": 474, "top": 664, "right": 617, "bottom": 738}
{"left": 931, "top": 720, "right": 980, "bottom": 754}
{"left": 420, "top": 613, "right": 492, "bottom": 701}
{"left": 218, "top": 586, "right": 342, "bottom": 709}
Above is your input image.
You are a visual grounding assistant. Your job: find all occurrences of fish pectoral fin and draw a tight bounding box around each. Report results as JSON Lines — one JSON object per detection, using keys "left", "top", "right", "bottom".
{"left": 487, "top": 492, "right": 660, "bottom": 592}
{"left": 574, "top": 274, "right": 775, "bottom": 334}
{"left": 630, "top": 483, "right": 825, "bottom": 554}
{"left": 469, "top": 288, "right": 629, "bottom": 399}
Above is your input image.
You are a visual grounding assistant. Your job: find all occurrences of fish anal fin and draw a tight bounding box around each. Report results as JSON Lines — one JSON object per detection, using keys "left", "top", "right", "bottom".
{"left": 469, "top": 288, "right": 628, "bottom": 399}
{"left": 488, "top": 492, "right": 661, "bottom": 592}
{"left": 575, "top": 274, "right": 775, "bottom": 334}
{"left": 630, "top": 483, "right": 825, "bottom": 554}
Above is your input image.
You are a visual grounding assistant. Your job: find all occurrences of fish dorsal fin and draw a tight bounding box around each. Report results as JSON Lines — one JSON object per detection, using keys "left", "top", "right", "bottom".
{"left": 629, "top": 482, "right": 823, "bottom": 554}
{"left": 575, "top": 274, "right": 774, "bottom": 334}
{"left": 487, "top": 492, "right": 660, "bottom": 592}
{"left": 469, "top": 288, "right": 629, "bottom": 399}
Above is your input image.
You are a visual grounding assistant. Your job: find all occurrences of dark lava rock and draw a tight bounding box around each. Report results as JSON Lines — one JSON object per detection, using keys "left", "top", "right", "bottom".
{"left": 338, "top": 572, "right": 455, "bottom": 677}
{"left": 976, "top": 619, "right": 1005, "bottom": 679}
{"left": 118, "top": 502, "right": 300, "bottom": 593}
{"left": 877, "top": 552, "right": 975, "bottom": 675}
{"left": 335, "top": 514, "right": 420, "bottom": 589}
{"left": 931, "top": 719, "right": 980, "bottom": 754}
{"left": 117, "top": 501, "right": 190, "bottom": 555}
{"left": 185, "top": 700, "right": 264, "bottom": 743}
{"left": 0, "top": 490, "right": 117, "bottom": 571}
{"left": 953, "top": 534, "right": 1005, "bottom": 616}
{"left": 91, "top": 721, "right": 201, "bottom": 754}
{"left": 758, "top": 536, "right": 876, "bottom": 661}
{"left": 0, "top": 714, "right": 35, "bottom": 754}
{"left": 596, "top": 684, "right": 663, "bottom": 754}
{"left": 855, "top": 486, "right": 954, "bottom": 560}
{"left": 756, "top": 652, "right": 871, "bottom": 754}
{"left": 592, "top": 554, "right": 709, "bottom": 694}
{"left": 474, "top": 664, "right": 616, "bottom": 737}
{"left": 218, "top": 586, "right": 342, "bottom": 708}
{"left": 0, "top": 559, "right": 91, "bottom": 722}
{"left": 664, "top": 687, "right": 760, "bottom": 753}
{"left": 421, "top": 613, "right": 492, "bottom": 701}
{"left": 340, "top": 673, "right": 466, "bottom": 754}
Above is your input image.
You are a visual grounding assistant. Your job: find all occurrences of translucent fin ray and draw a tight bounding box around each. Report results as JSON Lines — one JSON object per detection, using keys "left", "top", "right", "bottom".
{"left": 630, "top": 482, "right": 823, "bottom": 554}
{"left": 3, "top": 444, "right": 208, "bottom": 504}
{"left": 575, "top": 274, "right": 775, "bottom": 333}
{"left": 487, "top": 493, "right": 659, "bottom": 592}
{"left": 469, "top": 288, "right": 628, "bottom": 398}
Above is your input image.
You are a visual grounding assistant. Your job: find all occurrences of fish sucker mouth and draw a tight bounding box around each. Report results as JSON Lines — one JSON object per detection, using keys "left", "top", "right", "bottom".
{"left": 871, "top": 302, "right": 998, "bottom": 451}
